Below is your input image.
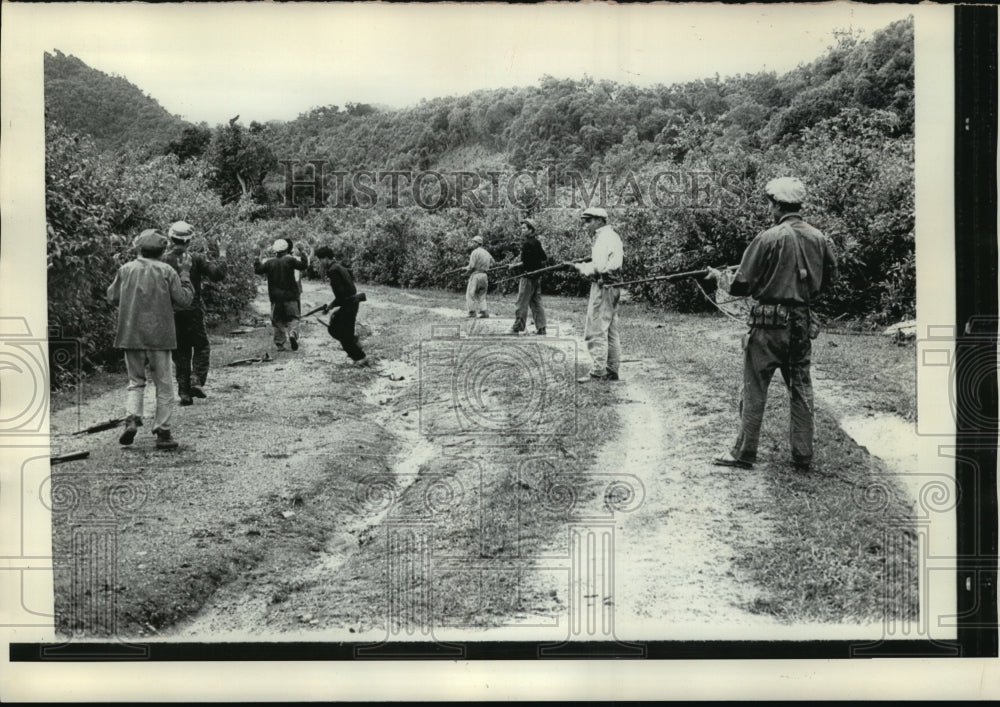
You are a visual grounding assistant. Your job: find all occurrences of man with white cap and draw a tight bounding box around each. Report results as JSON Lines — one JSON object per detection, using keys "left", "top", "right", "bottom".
{"left": 706, "top": 177, "right": 838, "bottom": 472}
{"left": 464, "top": 235, "right": 495, "bottom": 318}
{"left": 254, "top": 238, "right": 309, "bottom": 350}
{"left": 162, "top": 220, "right": 228, "bottom": 406}
{"left": 573, "top": 207, "right": 624, "bottom": 382}
{"left": 107, "top": 229, "right": 194, "bottom": 450}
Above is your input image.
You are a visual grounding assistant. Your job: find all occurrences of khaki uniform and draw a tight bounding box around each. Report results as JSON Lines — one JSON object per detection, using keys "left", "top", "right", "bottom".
{"left": 465, "top": 246, "right": 494, "bottom": 315}
{"left": 725, "top": 213, "right": 838, "bottom": 466}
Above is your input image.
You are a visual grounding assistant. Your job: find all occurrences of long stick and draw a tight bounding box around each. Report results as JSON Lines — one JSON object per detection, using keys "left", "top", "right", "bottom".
{"left": 492, "top": 257, "right": 590, "bottom": 287}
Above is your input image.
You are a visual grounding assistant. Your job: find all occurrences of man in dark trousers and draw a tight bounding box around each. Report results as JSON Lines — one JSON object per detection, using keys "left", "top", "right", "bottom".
{"left": 162, "top": 220, "right": 227, "bottom": 405}
{"left": 255, "top": 238, "right": 308, "bottom": 351}
{"left": 314, "top": 246, "right": 369, "bottom": 367}
{"left": 706, "top": 177, "right": 838, "bottom": 472}
{"left": 507, "top": 218, "right": 548, "bottom": 335}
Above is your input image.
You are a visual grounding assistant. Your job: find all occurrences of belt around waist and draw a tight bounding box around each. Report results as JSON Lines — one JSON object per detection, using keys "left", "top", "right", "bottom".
{"left": 757, "top": 300, "right": 809, "bottom": 308}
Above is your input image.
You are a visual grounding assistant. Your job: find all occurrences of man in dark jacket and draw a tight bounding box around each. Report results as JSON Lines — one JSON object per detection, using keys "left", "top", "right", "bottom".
{"left": 314, "top": 246, "right": 368, "bottom": 366}
{"left": 508, "top": 219, "right": 548, "bottom": 335}
{"left": 162, "top": 220, "right": 227, "bottom": 405}
{"left": 254, "top": 238, "right": 308, "bottom": 351}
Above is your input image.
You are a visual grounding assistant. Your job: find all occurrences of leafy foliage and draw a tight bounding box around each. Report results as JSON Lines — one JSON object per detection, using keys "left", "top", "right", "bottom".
{"left": 46, "top": 17, "right": 915, "bottom": 389}
{"left": 45, "top": 122, "right": 260, "bottom": 383}
{"left": 44, "top": 50, "right": 189, "bottom": 154}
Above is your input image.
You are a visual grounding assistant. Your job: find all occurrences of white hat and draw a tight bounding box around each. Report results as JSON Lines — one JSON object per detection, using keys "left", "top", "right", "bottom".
{"left": 470, "top": 236, "right": 484, "bottom": 246}
{"left": 765, "top": 177, "right": 807, "bottom": 204}
{"left": 581, "top": 207, "right": 608, "bottom": 220}
{"left": 168, "top": 221, "right": 194, "bottom": 242}
{"left": 272, "top": 238, "right": 290, "bottom": 253}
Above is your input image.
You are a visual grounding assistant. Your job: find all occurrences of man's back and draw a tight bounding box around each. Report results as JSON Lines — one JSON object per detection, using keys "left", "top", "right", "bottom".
{"left": 110, "top": 258, "right": 190, "bottom": 349}
{"left": 256, "top": 254, "right": 307, "bottom": 302}
{"left": 737, "top": 215, "right": 838, "bottom": 304}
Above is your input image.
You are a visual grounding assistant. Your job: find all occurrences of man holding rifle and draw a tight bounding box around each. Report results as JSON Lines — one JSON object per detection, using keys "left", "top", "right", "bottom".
{"left": 162, "top": 220, "right": 228, "bottom": 406}
{"left": 507, "top": 219, "right": 548, "bottom": 336}
{"left": 573, "top": 207, "right": 624, "bottom": 383}
{"left": 465, "top": 235, "right": 495, "bottom": 318}
{"left": 314, "top": 246, "right": 369, "bottom": 367}
{"left": 705, "top": 177, "right": 838, "bottom": 472}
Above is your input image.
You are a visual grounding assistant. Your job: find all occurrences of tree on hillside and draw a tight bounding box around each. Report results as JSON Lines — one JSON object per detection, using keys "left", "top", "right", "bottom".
{"left": 165, "top": 124, "right": 213, "bottom": 162}
{"left": 206, "top": 118, "right": 277, "bottom": 205}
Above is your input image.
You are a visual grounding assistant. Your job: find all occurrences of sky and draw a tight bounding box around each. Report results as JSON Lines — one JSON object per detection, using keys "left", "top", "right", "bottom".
{"left": 20, "top": 2, "right": 915, "bottom": 126}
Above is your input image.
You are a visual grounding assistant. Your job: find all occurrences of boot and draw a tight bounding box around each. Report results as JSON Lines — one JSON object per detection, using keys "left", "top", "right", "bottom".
{"left": 178, "top": 377, "right": 193, "bottom": 406}
{"left": 467, "top": 312, "right": 476, "bottom": 318}
{"left": 118, "top": 415, "right": 141, "bottom": 445}
{"left": 478, "top": 312, "right": 490, "bottom": 318}
{"left": 155, "top": 429, "right": 179, "bottom": 450}
{"left": 190, "top": 375, "right": 207, "bottom": 399}
{"left": 535, "top": 327, "right": 547, "bottom": 336}
{"left": 605, "top": 368, "right": 621, "bottom": 381}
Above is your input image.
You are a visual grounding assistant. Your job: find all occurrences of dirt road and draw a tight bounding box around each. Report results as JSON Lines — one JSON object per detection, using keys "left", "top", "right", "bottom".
{"left": 49, "top": 280, "right": 918, "bottom": 641}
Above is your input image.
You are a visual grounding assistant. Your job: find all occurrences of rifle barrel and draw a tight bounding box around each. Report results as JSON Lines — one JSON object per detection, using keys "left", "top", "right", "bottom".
{"left": 493, "top": 258, "right": 589, "bottom": 287}
{"left": 606, "top": 266, "right": 734, "bottom": 288}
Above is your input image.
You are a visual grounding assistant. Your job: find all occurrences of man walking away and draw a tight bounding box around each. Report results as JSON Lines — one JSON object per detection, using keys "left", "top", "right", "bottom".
{"left": 508, "top": 219, "right": 548, "bottom": 336}
{"left": 706, "top": 177, "right": 838, "bottom": 472}
{"left": 465, "top": 235, "right": 494, "bottom": 318}
{"left": 107, "top": 229, "right": 194, "bottom": 450}
{"left": 573, "top": 207, "right": 624, "bottom": 383}
{"left": 255, "top": 238, "right": 308, "bottom": 351}
{"left": 314, "top": 246, "right": 369, "bottom": 367}
{"left": 162, "top": 220, "right": 227, "bottom": 406}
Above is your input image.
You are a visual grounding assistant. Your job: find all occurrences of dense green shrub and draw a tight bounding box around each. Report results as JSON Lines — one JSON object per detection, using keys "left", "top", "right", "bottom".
{"left": 45, "top": 123, "right": 259, "bottom": 384}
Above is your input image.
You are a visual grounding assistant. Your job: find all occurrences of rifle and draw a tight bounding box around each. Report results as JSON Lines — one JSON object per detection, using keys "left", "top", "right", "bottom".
{"left": 437, "top": 265, "right": 469, "bottom": 279}
{"left": 492, "top": 257, "right": 591, "bottom": 287}
{"left": 72, "top": 417, "right": 127, "bottom": 435}
{"left": 51, "top": 451, "right": 90, "bottom": 465}
{"left": 603, "top": 265, "right": 738, "bottom": 289}
{"left": 297, "top": 292, "right": 367, "bottom": 319}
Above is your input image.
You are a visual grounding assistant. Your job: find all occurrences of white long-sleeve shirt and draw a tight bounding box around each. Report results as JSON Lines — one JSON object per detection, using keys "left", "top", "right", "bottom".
{"left": 577, "top": 225, "right": 623, "bottom": 277}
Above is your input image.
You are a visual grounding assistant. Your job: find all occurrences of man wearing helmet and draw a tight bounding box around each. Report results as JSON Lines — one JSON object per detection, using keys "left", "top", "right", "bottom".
{"left": 706, "top": 177, "right": 838, "bottom": 472}
{"left": 254, "top": 238, "right": 309, "bottom": 351}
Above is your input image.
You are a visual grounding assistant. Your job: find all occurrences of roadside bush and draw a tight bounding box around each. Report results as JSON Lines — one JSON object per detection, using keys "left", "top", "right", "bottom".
{"left": 45, "top": 123, "right": 259, "bottom": 385}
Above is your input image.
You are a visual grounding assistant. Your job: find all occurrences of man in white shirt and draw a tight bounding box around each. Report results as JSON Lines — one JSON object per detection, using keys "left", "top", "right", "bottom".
{"left": 573, "top": 207, "right": 624, "bottom": 382}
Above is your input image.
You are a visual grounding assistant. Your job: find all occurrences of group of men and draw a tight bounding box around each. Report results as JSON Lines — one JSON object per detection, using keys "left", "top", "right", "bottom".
{"left": 106, "top": 223, "right": 368, "bottom": 450}
{"left": 464, "top": 177, "right": 838, "bottom": 471}
{"left": 107, "top": 176, "right": 837, "bottom": 470}
{"left": 463, "top": 206, "right": 624, "bottom": 381}
{"left": 107, "top": 221, "right": 225, "bottom": 450}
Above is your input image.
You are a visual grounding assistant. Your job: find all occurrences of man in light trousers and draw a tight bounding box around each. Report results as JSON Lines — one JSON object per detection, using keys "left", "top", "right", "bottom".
{"left": 573, "top": 207, "right": 624, "bottom": 383}
{"left": 107, "top": 229, "right": 194, "bottom": 450}
{"left": 465, "top": 235, "right": 494, "bottom": 318}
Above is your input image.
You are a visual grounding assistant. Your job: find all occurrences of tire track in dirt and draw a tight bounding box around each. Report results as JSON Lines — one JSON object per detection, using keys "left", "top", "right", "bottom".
{"left": 541, "top": 321, "right": 782, "bottom": 639}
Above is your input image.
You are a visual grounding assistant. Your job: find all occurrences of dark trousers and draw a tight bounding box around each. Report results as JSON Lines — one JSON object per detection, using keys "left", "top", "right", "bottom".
{"left": 173, "top": 308, "right": 211, "bottom": 391}
{"left": 731, "top": 307, "right": 814, "bottom": 465}
{"left": 328, "top": 301, "right": 366, "bottom": 361}
{"left": 512, "top": 276, "right": 546, "bottom": 332}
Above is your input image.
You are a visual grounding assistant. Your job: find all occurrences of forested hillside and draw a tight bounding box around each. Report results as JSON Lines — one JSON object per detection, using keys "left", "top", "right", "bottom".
{"left": 45, "top": 18, "right": 914, "bottom": 385}
{"left": 44, "top": 50, "right": 191, "bottom": 153}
